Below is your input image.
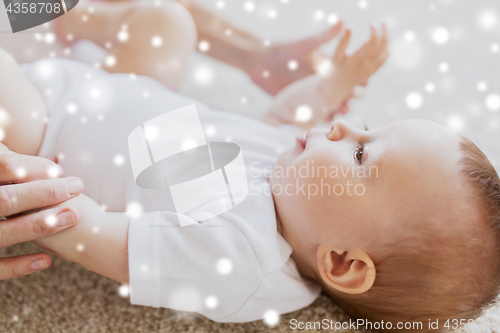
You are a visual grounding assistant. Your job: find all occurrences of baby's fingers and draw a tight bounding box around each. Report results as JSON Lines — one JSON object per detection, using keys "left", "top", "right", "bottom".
{"left": 332, "top": 29, "right": 351, "bottom": 64}
{"left": 353, "top": 24, "right": 385, "bottom": 59}
{"left": 377, "top": 23, "right": 389, "bottom": 55}
{"left": 374, "top": 24, "right": 390, "bottom": 65}
{"left": 378, "top": 48, "right": 390, "bottom": 67}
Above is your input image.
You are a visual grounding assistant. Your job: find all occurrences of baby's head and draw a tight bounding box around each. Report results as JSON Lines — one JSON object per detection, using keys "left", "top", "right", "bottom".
{"left": 271, "top": 119, "right": 500, "bottom": 330}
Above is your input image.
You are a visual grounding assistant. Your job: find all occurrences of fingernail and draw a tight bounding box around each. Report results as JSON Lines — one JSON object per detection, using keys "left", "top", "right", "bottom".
{"left": 30, "top": 258, "right": 48, "bottom": 271}
{"left": 66, "top": 178, "right": 84, "bottom": 195}
{"left": 55, "top": 210, "right": 76, "bottom": 227}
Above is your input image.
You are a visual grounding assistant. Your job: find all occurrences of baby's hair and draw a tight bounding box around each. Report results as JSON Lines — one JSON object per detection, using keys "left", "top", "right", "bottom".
{"left": 322, "top": 136, "right": 500, "bottom": 332}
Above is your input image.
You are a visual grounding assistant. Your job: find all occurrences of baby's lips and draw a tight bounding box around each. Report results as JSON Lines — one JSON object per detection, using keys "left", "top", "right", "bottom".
{"left": 296, "top": 132, "right": 309, "bottom": 149}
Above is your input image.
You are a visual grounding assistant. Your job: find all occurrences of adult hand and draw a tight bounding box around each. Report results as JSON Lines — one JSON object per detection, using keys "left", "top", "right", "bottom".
{"left": 0, "top": 145, "right": 83, "bottom": 280}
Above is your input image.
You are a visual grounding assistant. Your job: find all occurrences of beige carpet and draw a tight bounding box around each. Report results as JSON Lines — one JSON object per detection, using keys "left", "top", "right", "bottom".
{"left": 0, "top": 242, "right": 373, "bottom": 333}
{"left": 6, "top": 242, "right": 500, "bottom": 332}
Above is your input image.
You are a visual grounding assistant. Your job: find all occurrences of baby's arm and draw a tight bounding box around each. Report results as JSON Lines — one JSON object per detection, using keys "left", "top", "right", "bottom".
{"left": 33, "top": 194, "right": 130, "bottom": 285}
{"left": 0, "top": 47, "right": 48, "bottom": 156}
{"left": 264, "top": 24, "right": 389, "bottom": 130}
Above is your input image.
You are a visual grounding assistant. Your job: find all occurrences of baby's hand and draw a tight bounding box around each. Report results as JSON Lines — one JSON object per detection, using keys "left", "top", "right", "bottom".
{"left": 320, "top": 23, "right": 389, "bottom": 114}
{"left": 264, "top": 24, "right": 389, "bottom": 129}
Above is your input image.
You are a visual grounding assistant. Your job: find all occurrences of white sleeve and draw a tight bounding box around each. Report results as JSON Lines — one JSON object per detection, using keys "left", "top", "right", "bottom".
{"left": 128, "top": 211, "right": 262, "bottom": 321}
{"left": 220, "top": 245, "right": 322, "bottom": 323}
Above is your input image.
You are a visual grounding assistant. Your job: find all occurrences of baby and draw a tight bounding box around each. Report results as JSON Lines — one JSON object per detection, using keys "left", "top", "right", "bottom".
{"left": 1, "top": 2, "right": 500, "bottom": 331}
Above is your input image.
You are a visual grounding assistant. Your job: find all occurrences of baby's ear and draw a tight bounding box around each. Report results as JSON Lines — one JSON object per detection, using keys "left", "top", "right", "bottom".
{"left": 316, "top": 245, "right": 376, "bottom": 294}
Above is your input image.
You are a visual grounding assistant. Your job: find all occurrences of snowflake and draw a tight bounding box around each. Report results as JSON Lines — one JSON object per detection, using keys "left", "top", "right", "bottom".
{"left": 406, "top": 92, "right": 423, "bottom": 109}
{"left": 295, "top": 105, "right": 313, "bottom": 122}
{"left": 118, "top": 285, "right": 130, "bottom": 297}
{"left": 67, "top": 103, "right": 78, "bottom": 115}
{"left": 477, "top": 81, "right": 488, "bottom": 92}
{"left": 205, "top": 125, "right": 216, "bottom": 137}
{"left": 425, "top": 82, "right": 436, "bottom": 93}
{"left": 117, "top": 30, "right": 129, "bottom": 42}
{"left": 215, "top": 0, "right": 225, "bottom": 10}
{"left": 404, "top": 30, "right": 416, "bottom": 42}
{"left": 359, "top": 0, "right": 368, "bottom": 9}
{"left": 205, "top": 296, "right": 218, "bottom": 309}
{"left": 216, "top": 258, "right": 233, "bottom": 275}
{"left": 194, "top": 67, "right": 213, "bottom": 85}
{"left": 478, "top": 10, "right": 497, "bottom": 31}
{"left": 144, "top": 125, "right": 160, "bottom": 141}
{"left": 151, "top": 36, "right": 163, "bottom": 48}
{"left": 15, "top": 167, "right": 27, "bottom": 178}
{"left": 105, "top": 55, "right": 116, "bottom": 67}
{"left": 244, "top": 1, "right": 255, "bottom": 12}
{"left": 446, "top": 114, "right": 465, "bottom": 132}
{"left": 47, "top": 165, "right": 61, "bottom": 178}
{"left": 438, "top": 62, "right": 450, "bottom": 73}
{"left": 126, "top": 202, "right": 143, "bottom": 218}
{"left": 113, "top": 154, "right": 125, "bottom": 166}
{"left": 44, "top": 33, "right": 55, "bottom": 44}
{"left": 485, "top": 94, "right": 500, "bottom": 112}
{"left": 198, "top": 40, "right": 210, "bottom": 52}
{"left": 432, "top": 27, "right": 450, "bottom": 44}
{"left": 263, "top": 309, "right": 280, "bottom": 326}
{"left": 45, "top": 215, "right": 57, "bottom": 227}
{"left": 327, "top": 13, "right": 339, "bottom": 25}
{"left": 314, "top": 10, "right": 325, "bottom": 21}
{"left": 287, "top": 60, "right": 298, "bottom": 71}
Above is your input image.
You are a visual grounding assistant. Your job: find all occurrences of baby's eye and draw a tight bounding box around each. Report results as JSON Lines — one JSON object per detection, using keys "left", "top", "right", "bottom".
{"left": 353, "top": 142, "right": 365, "bottom": 165}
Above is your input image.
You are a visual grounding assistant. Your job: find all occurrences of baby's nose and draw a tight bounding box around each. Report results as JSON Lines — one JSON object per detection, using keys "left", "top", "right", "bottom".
{"left": 328, "top": 121, "right": 343, "bottom": 141}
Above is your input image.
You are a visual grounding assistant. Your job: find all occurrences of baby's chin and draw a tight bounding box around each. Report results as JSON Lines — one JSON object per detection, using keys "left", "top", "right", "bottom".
{"left": 275, "top": 148, "right": 298, "bottom": 171}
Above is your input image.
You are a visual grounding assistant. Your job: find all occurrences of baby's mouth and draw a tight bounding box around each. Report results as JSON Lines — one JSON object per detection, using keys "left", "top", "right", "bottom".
{"left": 296, "top": 131, "right": 309, "bottom": 149}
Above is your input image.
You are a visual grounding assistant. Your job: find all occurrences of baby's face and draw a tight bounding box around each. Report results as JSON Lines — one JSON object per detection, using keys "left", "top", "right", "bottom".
{"left": 271, "top": 119, "right": 470, "bottom": 255}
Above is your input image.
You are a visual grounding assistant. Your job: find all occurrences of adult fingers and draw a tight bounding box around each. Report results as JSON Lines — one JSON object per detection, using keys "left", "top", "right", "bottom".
{"left": 0, "top": 253, "right": 52, "bottom": 280}
{"left": 0, "top": 177, "right": 84, "bottom": 217}
{"left": 332, "top": 28, "right": 351, "bottom": 63}
{"left": 295, "top": 21, "right": 343, "bottom": 55}
{"left": 0, "top": 207, "right": 79, "bottom": 248}
{"left": 0, "top": 153, "right": 63, "bottom": 185}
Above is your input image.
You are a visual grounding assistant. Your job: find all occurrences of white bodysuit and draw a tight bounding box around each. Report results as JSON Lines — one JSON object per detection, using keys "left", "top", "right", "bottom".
{"left": 20, "top": 58, "right": 321, "bottom": 322}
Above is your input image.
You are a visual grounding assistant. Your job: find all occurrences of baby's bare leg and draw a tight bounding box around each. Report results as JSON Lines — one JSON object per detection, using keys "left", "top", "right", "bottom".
{"left": 54, "top": 0, "right": 197, "bottom": 91}
{"left": 0, "top": 47, "right": 48, "bottom": 155}
{"left": 33, "top": 194, "right": 130, "bottom": 285}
